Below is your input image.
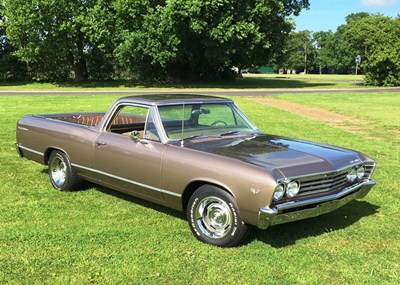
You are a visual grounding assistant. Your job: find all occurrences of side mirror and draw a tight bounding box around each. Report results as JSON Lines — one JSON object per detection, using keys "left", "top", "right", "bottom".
{"left": 130, "top": 130, "right": 140, "bottom": 142}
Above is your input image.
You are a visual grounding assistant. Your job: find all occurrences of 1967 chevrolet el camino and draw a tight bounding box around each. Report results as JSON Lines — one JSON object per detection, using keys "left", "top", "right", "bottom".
{"left": 16, "top": 94, "right": 376, "bottom": 247}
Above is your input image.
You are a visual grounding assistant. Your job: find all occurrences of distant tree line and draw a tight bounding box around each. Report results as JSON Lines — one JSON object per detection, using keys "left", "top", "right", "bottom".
{"left": 280, "top": 13, "right": 400, "bottom": 86}
{"left": 0, "top": 0, "right": 309, "bottom": 83}
{"left": 1, "top": 1, "right": 399, "bottom": 86}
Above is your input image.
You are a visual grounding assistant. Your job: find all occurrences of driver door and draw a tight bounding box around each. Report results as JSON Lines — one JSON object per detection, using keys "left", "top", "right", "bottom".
{"left": 93, "top": 104, "right": 167, "bottom": 202}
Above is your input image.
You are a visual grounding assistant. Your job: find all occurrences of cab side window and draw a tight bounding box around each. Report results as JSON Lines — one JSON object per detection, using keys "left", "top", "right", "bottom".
{"left": 108, "top": 105, "right": 160, "bottom": 141}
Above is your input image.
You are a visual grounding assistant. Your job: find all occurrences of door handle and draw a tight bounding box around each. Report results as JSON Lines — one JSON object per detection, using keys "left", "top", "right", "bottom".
{"left": 96, "top": 141, "right": 107, "bottom": 148}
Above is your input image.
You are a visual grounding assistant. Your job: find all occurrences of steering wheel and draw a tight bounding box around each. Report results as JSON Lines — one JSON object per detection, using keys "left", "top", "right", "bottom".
{"left": 210, "top": 120, "right": 228, "bottom": 126}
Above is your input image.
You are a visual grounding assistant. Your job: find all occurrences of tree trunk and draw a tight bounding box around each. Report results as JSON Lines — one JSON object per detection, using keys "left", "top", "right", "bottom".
{"left": 303, "top": 43, "right": 308, "bottom": 74}
{"left": 72, "top": 57, "right": 88, "bottom": 82}
{"left": 67, "top": 29, "right": 89, "bottom": 82}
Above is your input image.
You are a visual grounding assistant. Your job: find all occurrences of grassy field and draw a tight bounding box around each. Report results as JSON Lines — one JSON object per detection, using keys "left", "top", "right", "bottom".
{"left": 0, "top": 74, "right": 366, "bottom": 90}
{"left": 0, "top": 93, "right": 399, "bottom": 284}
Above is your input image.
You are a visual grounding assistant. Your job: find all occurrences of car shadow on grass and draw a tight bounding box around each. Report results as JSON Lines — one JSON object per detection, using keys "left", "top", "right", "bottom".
{"left": 94, "top": 183, "right": 380, "bottom": 248}
{"left": 94, "top": 184, "right": 185, "bottom": 220}
{"left": 49, "top": 174, "right": 379, "bottom": 248}
{"left": 40, "top": 167, "right": 184, "bottom": 218}
{"left": 250, "top": 200, "right": 380, "bottom": 248}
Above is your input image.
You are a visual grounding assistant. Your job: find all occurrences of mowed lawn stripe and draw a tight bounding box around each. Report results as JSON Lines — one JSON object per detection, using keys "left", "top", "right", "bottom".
{"left": 250, "top": 96, "right": 390, "bottom": 141}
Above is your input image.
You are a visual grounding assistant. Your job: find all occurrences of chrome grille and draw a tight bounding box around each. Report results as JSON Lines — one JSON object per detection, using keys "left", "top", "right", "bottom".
{"left": 297, "top": 163, "right": 375, "bottom": 197}
{"left": 364, "top": 164, "right": 374, "bottom": 177}
{"left": 298, "top": 171, "right": 350, "bottom": 196}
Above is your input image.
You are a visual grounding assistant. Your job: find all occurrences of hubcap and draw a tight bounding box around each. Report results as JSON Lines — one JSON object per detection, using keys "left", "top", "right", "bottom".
{"left": 50, "top": 156, "right": 67, "bottom": 187}
{"left": 194, "top": 196, "right": 233, "bottom": 239}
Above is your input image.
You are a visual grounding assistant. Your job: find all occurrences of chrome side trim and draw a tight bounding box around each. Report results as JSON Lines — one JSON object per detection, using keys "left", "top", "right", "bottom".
{"left": 16, "top": 144, "right": 44, "bottom": 156}
{"left": 15, "top": 143, "right": 24, "bottom": 158}
{"left": 72, "top": 163, "right": 182, "bottom": 198}
{"left": 258, "top": 179, "right": 375, "bottom": 230}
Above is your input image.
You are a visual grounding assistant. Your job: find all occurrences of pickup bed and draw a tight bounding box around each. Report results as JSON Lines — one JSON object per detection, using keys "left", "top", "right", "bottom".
{"left": 43, "top": 113, "right": 105, "bottom": 127}
{"left": 32, "top": 112, "right": 147, "bottom": 132}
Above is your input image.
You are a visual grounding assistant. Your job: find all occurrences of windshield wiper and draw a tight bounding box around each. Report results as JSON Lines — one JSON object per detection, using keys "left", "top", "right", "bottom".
{"left": 219, "top": 131, "right": 256, "bottom": 137}
{"left": 182, "top": 135, "right": 209, "bottom": 141}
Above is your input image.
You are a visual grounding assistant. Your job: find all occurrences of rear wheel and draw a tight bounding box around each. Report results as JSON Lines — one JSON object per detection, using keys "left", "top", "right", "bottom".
{"left": 187, "top": 185, "right": 251, "bottom": 247}
{"left": 48, "top": 150, "right": 82, "bottom": 191}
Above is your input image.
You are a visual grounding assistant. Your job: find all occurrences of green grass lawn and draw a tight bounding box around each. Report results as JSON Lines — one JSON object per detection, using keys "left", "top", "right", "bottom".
{"left": 0, "top": 93, "right": 399, "bottom": 284}
{"left": 0, "top": 74, "right": 366, "bottom": 90}
{"left": 271, "top": 92, "right": 400, "bottom": 132}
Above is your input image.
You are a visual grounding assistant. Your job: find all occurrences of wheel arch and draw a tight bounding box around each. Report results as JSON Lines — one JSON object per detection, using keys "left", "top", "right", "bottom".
{"left": 181, "top": 180, "right": 234, "bottom": 213}
{"left": 44, "top": 147, "right": 68, "bottom": 165}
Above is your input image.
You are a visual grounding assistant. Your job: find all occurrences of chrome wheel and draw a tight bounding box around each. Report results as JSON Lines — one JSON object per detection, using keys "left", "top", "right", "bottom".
{"left": 48, "top": 150, "right": 82, "bottom": 191}
{"left": 194, "top": 196, "right": 233, "bottom": 239}
{"left": 50, "top": 155, "right": 67, "bottom": 187}
{"left": 188, "top": 185, "right": 251, "bottom": 247}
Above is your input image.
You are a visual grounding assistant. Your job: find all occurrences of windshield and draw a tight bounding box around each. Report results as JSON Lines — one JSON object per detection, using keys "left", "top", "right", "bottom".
{"left": 158, "top": 102, "right": 258, "bottom": 140}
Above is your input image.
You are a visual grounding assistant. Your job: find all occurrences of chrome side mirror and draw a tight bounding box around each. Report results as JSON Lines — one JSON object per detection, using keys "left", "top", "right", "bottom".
{"left": 130, "top": 130, "right": 140, "bottom": 142}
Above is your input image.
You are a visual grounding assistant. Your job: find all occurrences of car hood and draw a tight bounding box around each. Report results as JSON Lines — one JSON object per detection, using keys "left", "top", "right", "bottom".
{"left": 184, "top": 134, "right": 363, "bottom": 179}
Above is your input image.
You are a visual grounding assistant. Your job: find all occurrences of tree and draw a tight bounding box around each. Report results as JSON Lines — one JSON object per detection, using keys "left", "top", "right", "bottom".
{"left": 313, "top": 30, "right": 335, "bottom": 73}
{"left": 81, "top": 0, "right": 118, "bottom": 80}
{"left": 2, "top": 0, "right": 112, "bottom": 81}
{"left": 310, "top": 12, "right": 400, "bottom": 85}
{"left": 344, "top": 13, "right": 400, "bottom": 86}
{"left": 2, "top": 0, "right": 310, "bottom": 82}
{"left": 113, "top": 0, "right": 310, "bottom": 81}
{"left": 280, "top": 30, "right": 316, "bottom": 73}
{"left": 308, "top": 13, "right": 372, "bottom": 75}
{"left": 0, "top": 0, "right": 27, "bottom": 81}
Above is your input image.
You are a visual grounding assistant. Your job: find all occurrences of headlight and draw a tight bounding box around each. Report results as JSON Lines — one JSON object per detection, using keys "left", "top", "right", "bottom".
{"left": 357, "top": 166, "right": 365, "bottom": 180}
{"left": 347, "top": 168, "right": 357, "bottom": 183}
{"left": 273, "top": 184, "right": 285, "bottom": 201}
{"left": 286, "top": 181, "right": 300, "bottom": 198}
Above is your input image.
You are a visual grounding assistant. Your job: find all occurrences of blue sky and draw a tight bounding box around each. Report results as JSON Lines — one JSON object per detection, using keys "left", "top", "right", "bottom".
{"left": 295, "top": 0, "right": 400, "bottom": 31}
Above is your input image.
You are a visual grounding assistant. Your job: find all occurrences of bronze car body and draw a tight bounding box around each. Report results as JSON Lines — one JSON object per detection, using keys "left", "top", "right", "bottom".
{"left": 16, "top": 95, "right": 376, "bottom": 247}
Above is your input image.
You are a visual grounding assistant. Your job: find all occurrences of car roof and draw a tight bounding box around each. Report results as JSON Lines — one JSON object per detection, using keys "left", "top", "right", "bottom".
{"left": 116, "top": 94, "right": 233, "bottom": 106}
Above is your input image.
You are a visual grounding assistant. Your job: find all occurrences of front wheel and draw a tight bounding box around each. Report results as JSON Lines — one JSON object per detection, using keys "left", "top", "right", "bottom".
{"left": 48, "top": 150, "right": 82, "bottom": 191}
{"left": 187, "top": 185, "right": 251, "bottom": 247}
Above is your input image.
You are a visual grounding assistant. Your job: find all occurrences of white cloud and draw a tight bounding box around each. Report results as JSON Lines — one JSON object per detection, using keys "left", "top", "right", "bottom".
{"left": 361, "top": 0, "right": 397, "bottom": 6}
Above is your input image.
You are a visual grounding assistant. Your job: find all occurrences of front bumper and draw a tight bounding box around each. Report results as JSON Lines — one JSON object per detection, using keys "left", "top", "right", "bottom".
{"left": 258, "top": 179, "right": 376, "bottom": 229}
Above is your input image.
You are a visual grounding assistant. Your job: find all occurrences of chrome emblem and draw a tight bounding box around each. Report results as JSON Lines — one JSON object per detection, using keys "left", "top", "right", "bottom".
{"left": 250, "top": 187, "right": 260, "bottom": 195}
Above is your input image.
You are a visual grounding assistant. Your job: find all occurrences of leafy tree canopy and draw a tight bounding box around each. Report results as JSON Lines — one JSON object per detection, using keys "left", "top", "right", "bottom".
{"left": 112, "top": 0, "right": 310, "bottom": 81}
{"left": 342, "top": 13, "right": 400, "bottom": 86}
{"left": 0, "top": 0, "right": 27, "bottom": 81}
{"left": 286, "top": 12, "right": 400, "bottom": 87}
{"left": 280, "top": 30, "right": 316, "bottom": 73}
{"left": 2, "top": 0, "right": 309, "bottom": 82}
